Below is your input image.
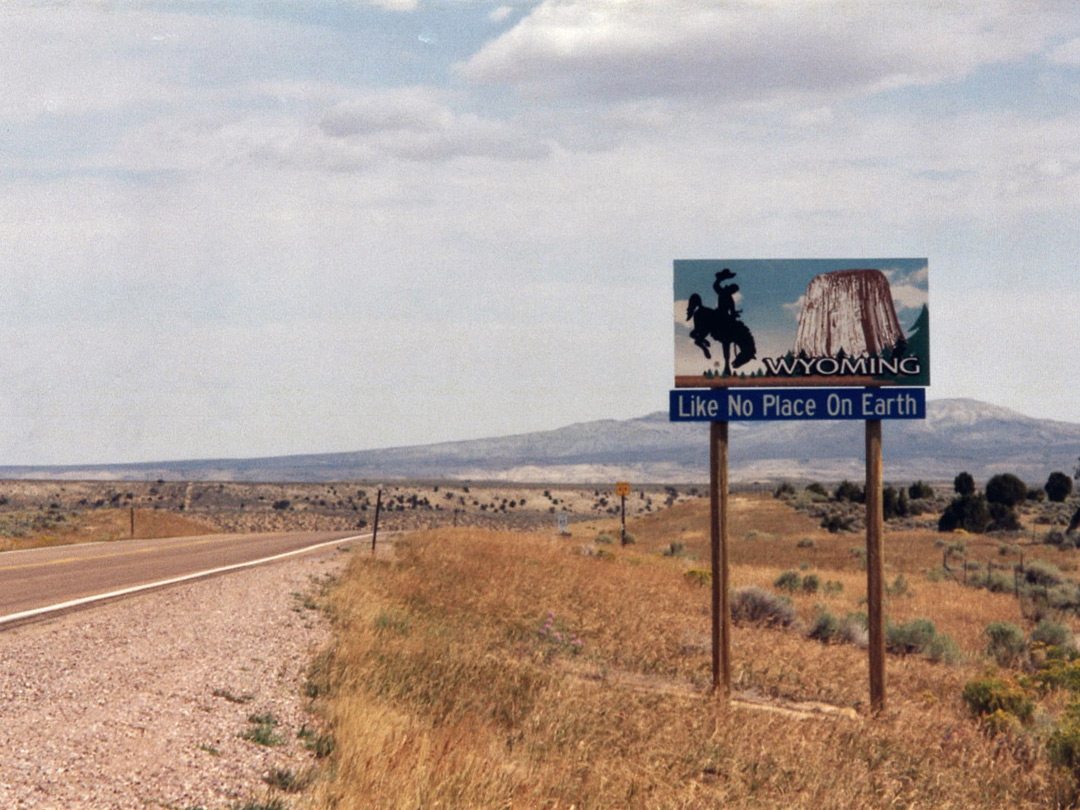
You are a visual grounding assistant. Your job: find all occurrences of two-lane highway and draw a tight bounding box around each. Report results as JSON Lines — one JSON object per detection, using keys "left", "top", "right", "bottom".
{"left": 0, "top": 530, "right": 366, "bottom": 626}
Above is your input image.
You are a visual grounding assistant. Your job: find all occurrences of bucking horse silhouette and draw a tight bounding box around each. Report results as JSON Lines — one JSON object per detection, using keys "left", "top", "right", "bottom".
{"left": 686, "top": 269, "right": 757, "bottom": 376}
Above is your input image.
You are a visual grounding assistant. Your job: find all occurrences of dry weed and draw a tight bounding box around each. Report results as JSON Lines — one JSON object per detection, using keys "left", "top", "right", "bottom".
{"left": 309, "top": 502, "right": 1063, "bottom": 809}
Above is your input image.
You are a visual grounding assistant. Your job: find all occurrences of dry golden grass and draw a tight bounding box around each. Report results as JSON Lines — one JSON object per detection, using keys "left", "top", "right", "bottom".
{"left": 307, "top": 495, "right": 1078, "bottom": 809}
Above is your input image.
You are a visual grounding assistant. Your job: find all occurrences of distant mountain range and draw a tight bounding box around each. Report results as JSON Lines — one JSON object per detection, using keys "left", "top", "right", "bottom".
{"left": 1, "top": 398, "right": 1078, "bottom": 486}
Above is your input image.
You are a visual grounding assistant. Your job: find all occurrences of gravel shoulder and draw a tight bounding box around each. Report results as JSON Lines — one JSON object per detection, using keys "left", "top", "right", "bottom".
{"left": 0, "top": 542, "right": 356, "bottom": 810}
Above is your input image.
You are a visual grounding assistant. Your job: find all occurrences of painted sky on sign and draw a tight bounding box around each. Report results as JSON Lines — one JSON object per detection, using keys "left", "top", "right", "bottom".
{"left": 2, "top": 2, "right": 1080, "bottom": 465}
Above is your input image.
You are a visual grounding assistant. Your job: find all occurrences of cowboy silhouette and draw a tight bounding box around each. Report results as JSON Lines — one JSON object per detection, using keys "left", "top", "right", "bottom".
{"left": 686, "top": 268, "right": 757, "bottom": 376}
{"left": 713, "top": 267, "right": 740, "bottom": 320}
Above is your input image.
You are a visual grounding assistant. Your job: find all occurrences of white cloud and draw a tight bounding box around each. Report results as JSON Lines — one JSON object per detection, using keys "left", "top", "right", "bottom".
{"left": 460, "top": 1, "right": 1073, "bottom": 105}
{"left": 891, "top": 284, "right": 928, "bottom": 312}
{"left": 781, "top": 296, "right": 805, "bottom": 318}
{"left": 366, "top": 0, "right": 422, "bottom": 10}
{"left": 1050, "top": 36, "right": 1080, "bottom": 65}
{"left": 317, "top": 89, "right": 551, "bottom": 163}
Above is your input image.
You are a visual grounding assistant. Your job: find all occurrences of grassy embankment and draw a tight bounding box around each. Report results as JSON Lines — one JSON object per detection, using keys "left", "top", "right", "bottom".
{"left": 0, "top": 508, "right": 216, "bottom": 551}
{"left": 307, "top": 494, "right": 1074, "bottom": 809}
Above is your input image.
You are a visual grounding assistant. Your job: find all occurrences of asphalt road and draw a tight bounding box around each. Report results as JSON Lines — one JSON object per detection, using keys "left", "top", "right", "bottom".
{"left": 0, "top": 530, "right": 366, "bottom": 625}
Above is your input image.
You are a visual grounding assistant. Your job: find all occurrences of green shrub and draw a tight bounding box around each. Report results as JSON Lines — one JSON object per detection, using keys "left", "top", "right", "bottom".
{"left": 805, "top": 482, "right": 828, "bottom": 497}
{"left": 1045, "top": 529, "right": 1068, "bottom": 547}
{"left": 807, "top": 609, "right": 839, "bottom": 643}
{"left": 939, "top": 493, "right": 990, "bottom": 533}
{"left": 662, "top": 541, "right": 686, "bottom": 557}
{"left": 801, "top": 573, "right": 820, "bottom": 593}
{"left": 909, "top": 480, "right": 936, "bottom": 500}
{"left": 773, "top": 481, "right": 796, "bottom": 498}
{"left": 1032, "top": 619, "right": 1072, "bottom": 649}
{"left": 882, "top": 485, "right": 903, "bottom": 519}
{"left": 595, "top": 533, "right": 616, "bottom": 545}
{"left": 839, "top": 612, "right": 869, "bottom": 647}
{"left": 834, "top": 480, "right": 864, "bottom": 503}
{"left": 984, "top": 622, "right": 1028, "bottom": 667}
{"left": 987, "top": 502, "right": 1021, "bottom": 532}
{"left": 774, "top": 570, "right": 801, "bottom": 592}
{"left": 986, "top": 473, "right": 1028, "bottom": 507}
{"left": 822, "top": 512, "right": 856, "bottom": 533}
{"left": 886, "top": 618, "right": 940, "bottom": 656}
{"left": 1048, "top": 584, "right": 1080, "bottom": 611}
{"left": 1024, "top": 559, "right": 1066, "bottom": 587}
{"left": 925, "top": 633, "right": 962, "bottom": 664}
{"left": 808, "top": 609, "right": 870, "bottom": 648}
{"left": 962, "top": 675, "right": 1034, "bottom": 723}
{"left": 954, "top": 471, "right": 976, "bottom": 496}
{"left": 972, "top": 571, "right": 1014, "bottom": 594}
{"left": 1048, "top": 714, "right": 1080, "bottom": 777}
{"left": 1035, "top": 658, "right": 1080, "bottom": 692}
{"left": 241, "top": 713, "right": 285, "bottom": 747}
{"left": 796, "top": 537, "right": 815, "bottom": 549}
{"left": 1046, "top": 472, "right": 1074, "bottom": 503}
{"left": 730, "top": 587, "right": 796, "bottom": 628}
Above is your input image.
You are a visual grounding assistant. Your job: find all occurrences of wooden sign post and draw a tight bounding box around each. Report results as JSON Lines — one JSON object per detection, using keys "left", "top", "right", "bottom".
{"left": 865, "top": 419, "right": 886, "bottom": 713}
{"left": 372, "top": 485, "right": 383, "bottom": 554}
{"left": 710, "top": 421, "right": 731, "bottom": 695}
{"left": 616, "top": 481, "right": 630, "bottom": 545}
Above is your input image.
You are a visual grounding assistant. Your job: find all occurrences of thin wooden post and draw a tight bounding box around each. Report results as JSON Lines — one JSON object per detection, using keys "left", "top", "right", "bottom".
{"left": 372, "top": 487, "right": 383, "bottom": 554}
{"left": 620, "top": 494, "right": 627, "bottom": 546}
{"left": 710, "top": 420, "right": 731, "bottom": 696}
{"left": 130, "top": 506, "right": 135, "bottom": 538}
{"left": 865, "top": 419, "right": 885, "bottom": 714}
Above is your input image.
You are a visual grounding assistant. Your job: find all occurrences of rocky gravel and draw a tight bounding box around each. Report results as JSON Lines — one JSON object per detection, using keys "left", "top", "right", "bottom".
{"left": 0, "top": 543, "right": 355, "bottom": 810}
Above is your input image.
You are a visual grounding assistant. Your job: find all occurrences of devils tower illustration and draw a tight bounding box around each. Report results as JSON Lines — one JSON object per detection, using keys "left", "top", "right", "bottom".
{"left": 793, "top": 269, "right": 903, "bottom": 358}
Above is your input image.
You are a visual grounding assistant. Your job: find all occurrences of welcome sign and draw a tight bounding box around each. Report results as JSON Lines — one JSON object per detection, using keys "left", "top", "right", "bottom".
{"left": 674, "top": 259, "right": 929, "bottom": 388}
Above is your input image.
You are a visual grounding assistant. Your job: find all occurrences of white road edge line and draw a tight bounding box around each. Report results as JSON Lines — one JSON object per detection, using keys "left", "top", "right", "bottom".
{"left": 0, "top": 532, "right": 371, "bottom": 628}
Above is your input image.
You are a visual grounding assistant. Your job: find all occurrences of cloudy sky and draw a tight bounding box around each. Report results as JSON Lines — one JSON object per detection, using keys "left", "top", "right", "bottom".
{"left": 3, "top": 0, "right": 1079, "bottom": 465}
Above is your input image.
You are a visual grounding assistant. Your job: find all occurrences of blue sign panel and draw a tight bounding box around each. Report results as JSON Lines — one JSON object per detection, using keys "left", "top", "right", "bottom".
{"left": 669, "top": 388, "right": 926, "bottom": 422}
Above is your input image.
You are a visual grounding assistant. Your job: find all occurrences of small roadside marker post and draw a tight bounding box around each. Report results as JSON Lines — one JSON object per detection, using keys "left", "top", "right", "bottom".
{"left": 372, "top": 485, "right": 383, "bottom": 554}
{"left": 616, "top": 481, "right": 630, "bottom": 545}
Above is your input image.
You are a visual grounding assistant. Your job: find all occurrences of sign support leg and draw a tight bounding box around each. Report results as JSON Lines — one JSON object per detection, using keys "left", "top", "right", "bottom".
{"left": 865, "top": 419, "right": 885, "bottom": 713}
{"left": 710, "top": 420, "right": 731, "bottom": 696}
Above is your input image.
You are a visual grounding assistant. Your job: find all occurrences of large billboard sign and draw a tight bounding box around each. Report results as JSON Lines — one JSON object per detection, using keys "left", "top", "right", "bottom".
{"left": 674, "top": 259, "right": 928, "bottom": 388}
